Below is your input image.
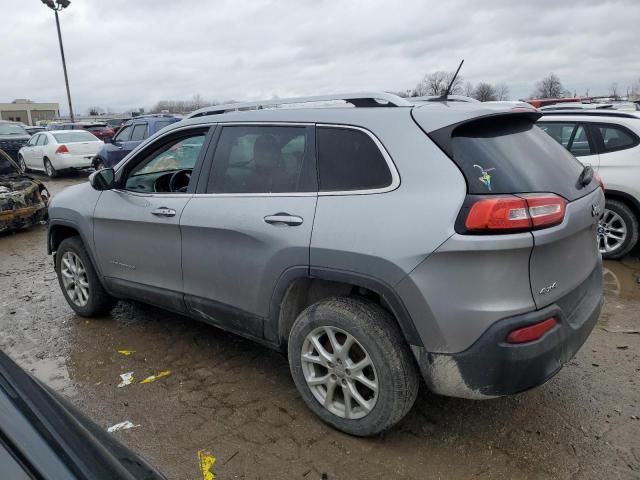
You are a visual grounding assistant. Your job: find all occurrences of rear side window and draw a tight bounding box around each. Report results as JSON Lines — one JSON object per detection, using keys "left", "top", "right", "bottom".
{"left": 448, "top": 118, "right": 587, "bottom": 200}
{"left": 537, "top": 122, "right": 594, "bottom": 156}
{"left": 598, "top": 124, "right": 638, "bottom": 152}
{"left": 317, "top": 127, "right": 392, "bottom": 192}
{"left": 154, "top": 120, "right": 173, "bottom": 132}
{"left": 130, "top": 123, "right": 148, "bottom": 141}
{"left": 207, "top": 125, "right": 315, "bottom": 194}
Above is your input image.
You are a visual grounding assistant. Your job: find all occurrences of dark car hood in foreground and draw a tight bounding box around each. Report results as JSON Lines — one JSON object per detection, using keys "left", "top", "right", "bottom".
{"left": 0, "top": 350, "right": 166, "bottom": 480}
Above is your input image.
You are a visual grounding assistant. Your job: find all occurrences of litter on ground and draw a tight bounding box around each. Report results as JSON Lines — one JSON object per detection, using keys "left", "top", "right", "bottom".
{"left": 107, "top": 421, "right": 140, "bottom": 433}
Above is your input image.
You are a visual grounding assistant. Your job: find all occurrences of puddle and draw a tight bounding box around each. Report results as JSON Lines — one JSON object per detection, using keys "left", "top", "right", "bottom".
{"left": 602, "top": 259, "right": 640, "bottom": 301}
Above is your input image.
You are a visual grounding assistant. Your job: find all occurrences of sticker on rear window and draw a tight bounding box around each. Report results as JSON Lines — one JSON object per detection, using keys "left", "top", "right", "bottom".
{"left": 474, "top": 164, "right": 495, "bottom": 191}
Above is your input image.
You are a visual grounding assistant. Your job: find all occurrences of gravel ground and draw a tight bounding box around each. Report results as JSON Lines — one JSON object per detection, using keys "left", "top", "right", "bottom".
{"left": 1, "top": 173, "right": 638, "bottom": 480}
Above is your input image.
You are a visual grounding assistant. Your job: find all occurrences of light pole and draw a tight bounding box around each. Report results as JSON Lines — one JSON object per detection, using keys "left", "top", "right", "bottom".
{"left": 41, "top": 0, "right": 74, "bottom": 122}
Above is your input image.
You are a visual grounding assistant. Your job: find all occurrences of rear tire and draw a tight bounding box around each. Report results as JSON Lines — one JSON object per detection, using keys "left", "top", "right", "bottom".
{"left": 18, "top": 155, "right": 29, "bottom": 172}
{"left": 44, "top": 157, "right": 57, "bottom": 178}
{"left": 599, "top": 199, "right": 639, "bottom": 260}
{"left": 55, "top": 236, "right": 117, "bottom": 317}
{"left": 288, "top": 297, "right": 419, "bottom": 436}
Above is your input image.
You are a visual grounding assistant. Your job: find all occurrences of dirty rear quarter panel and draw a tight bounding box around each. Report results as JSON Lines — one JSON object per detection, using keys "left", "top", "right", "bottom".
{"left": 395, "top": 232, "right": 536, "bottom": 353}
{"left": 310, "top": 112, "right": 467, "bottom": 288}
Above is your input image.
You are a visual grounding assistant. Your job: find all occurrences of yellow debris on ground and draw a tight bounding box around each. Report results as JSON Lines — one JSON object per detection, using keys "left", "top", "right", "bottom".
{"left": 117, "top": 349, "right": 136, "bottom": 356}
{"left": 140, "top": 370, "right": 172, "bottom": 384}
{"left": 197, "top": 450, "right": 216, "bottom": 480}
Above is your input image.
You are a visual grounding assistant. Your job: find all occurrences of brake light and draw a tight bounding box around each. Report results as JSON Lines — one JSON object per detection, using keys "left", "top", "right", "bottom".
{"left": 55, "top": 144, "right": 69, "bottom": 154}
{"left": 464, "top": 194, "right": 566, "bottom": 233}
{"left": 594, "top": 172, "right": 605, "bottom": 191}
{"left": 506, "top": 317, "right": 557, "bottom": 344}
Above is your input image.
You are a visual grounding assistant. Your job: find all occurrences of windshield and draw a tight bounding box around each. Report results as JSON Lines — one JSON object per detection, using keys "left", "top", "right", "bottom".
{"left": 0, "top": 123, "right": 28, "bottom": 136}
{"left": 53, "top": 131, "right": 100, "bottom": 143}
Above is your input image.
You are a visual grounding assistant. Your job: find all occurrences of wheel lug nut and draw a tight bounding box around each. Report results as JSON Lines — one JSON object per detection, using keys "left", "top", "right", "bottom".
{"left": 345, "top": 369, "right": 351, "bottom": 376}
{"left": 328, "top": 362, "right": 333, "bottom": 368}
{"left": 341, "top": 379, "right": 347, "bottom": 386}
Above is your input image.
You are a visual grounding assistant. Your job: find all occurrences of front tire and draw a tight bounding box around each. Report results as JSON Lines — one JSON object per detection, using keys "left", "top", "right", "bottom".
{"left": 288, "top": 297, "right": 419, "bottom": 436}
{"left": 55, "top": 236, "right": 117, "bottom": 317}
{"left": 44, "top": 157, "right": 58, "bottom": 178}
{"left": 18, "top": 155, "right": 29, "bottom": 172}
{"left": 599, "top": 199, "right": 639, "bottom": 259}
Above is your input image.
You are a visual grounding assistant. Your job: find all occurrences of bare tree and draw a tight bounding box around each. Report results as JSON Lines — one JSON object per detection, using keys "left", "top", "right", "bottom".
{"left": 88, "top": 106, "right": 103, "bottom": 116}
{"left": 413, "top": 71, "right": 464, "bottom": 96}
{"left": 531, "top": 73, "right": 565, "bottom": 99}
{"left": 609, "top": 82, "right": 619, "bottom": 99}
{"left": 494, "top": 82, "right": 510, "bottom": 101}
{"left": 464, "top": 82, "right": 475, "bottom": 97}
{"left": 150, "top": 97, "right": 218, "bottom": 114}
{"left": 473, "top": 82, "right": 497, "bottom": 102}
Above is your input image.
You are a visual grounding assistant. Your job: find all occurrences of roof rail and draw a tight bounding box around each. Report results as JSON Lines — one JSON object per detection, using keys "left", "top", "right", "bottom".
{"left": 187, "top": 92, "right": 412, "bottom": 118}
{"left": 540, "top": 110, "right": 640, "bottom": 119}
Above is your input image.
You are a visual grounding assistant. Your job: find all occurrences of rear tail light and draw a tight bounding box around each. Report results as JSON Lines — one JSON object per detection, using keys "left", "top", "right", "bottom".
{"left": 55, "top": 144, "right": 69, "bottom": 154}
{"left": 464, "top": 194, "right": 566, "bottom": 233}
{"left": 594, "top": 172, "right": 605, "bottom": 191}
{"left": 506, "top": 317, "right": 558, "bottom": 344}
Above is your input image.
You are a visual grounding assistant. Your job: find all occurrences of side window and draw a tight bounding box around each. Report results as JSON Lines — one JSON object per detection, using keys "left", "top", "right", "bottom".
{"left": 599, "top": 124, "right": 638, "bottom": 152}
{"left": 27, "top": 135, "right": 39, "bottom": 146}
{"left": 207, "top": 125, "right": 314, "bottom": 194}
{"left": 317, "top": 127, "right": 392, "bottom": 191}
{"left": 36, "top": 134, "right": 47, "bottom": 146}
{"left": 537, "top": 122, "right": 576, "bottom": 148}
{"left": 42, "top": 135, "right": 49, "bottom": 146}
{"left": 124, "top": 133, "right": 206, "bottom": 193}
{"left": 130, "top": 123, "right": 148, "bottom": 142}
{"left": 114, "top": 125, "right": 132, "bottom": 142}
{"left": 568, "top": 126, "right": 592, "bottom": 156}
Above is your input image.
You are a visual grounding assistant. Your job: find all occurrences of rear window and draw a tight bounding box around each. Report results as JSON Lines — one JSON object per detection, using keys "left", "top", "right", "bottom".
{"left": 317, "top": 127, "right": 392, "bottom": 192}
{"left": 0, "top": 123, "right": 28, "bottom": 135}
{"left": 599, "top": 124, "right": 638, "bottom": 152}
{"left": 449, "top": 118, "right": 587, "bottom": 200}
{"left": 53, "top": 131, "right": 99, "bottom": 143}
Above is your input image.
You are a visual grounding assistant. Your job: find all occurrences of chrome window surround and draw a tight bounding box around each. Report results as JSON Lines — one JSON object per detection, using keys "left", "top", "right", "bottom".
{"left": 114, "top": 122, "right": 401, "bottom": 198}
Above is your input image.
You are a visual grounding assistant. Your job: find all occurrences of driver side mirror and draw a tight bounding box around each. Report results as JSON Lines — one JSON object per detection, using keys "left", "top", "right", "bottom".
{"left": 89, "top": 168, "right": 115, "bottom": 191}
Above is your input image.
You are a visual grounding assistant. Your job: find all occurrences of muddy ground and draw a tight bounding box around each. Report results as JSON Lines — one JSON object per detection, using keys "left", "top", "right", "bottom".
{"left": 1, "top": 173, "right": 638, "bottom": 480}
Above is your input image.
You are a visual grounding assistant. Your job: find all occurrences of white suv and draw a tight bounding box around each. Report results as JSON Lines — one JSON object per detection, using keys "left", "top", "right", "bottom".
{"left": 538, "top": 111, "right": 640, "bottom": 258}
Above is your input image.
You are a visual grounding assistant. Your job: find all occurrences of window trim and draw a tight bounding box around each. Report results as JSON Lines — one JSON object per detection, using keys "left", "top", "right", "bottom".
{"left": 316, "top": 124, "right": 400, "bottom": 196}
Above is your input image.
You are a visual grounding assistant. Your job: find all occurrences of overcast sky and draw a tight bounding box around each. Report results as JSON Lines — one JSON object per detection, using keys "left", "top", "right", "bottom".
{"left": 2, "top": 0, "right": 639, "bottom": 115}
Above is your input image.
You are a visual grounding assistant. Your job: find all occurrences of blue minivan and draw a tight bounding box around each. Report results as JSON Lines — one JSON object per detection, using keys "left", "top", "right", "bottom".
{"left": 93, "top": 115, "right": 180, "bottom": 169}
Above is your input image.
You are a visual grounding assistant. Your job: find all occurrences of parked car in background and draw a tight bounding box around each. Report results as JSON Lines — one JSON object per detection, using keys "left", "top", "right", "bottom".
{"left": 93, "top": 115, "right": 180, "bottom": 169}
{"left": 49, "top": 93, "right": 603, "bottom": 436}
{"left": 0, "top": 148, "right": 49, "bottom": 233}
{"left": 538, "top": 110, "right": 640, "bottom": 258}
{"left": 0, "top": 349, "right": 166, "bottom": 480}
{"left": 23, "top": 125, "right": 46, "bottom": 135}
{"left": 49, "top": 122, "right": 115, "bottom": 142}
{"left": 105, "top": 117, "right": 130, "bottom": 134}
{"left": 18, "top": 130, "right": 103, "bottom": 178}
{"left": 0, "top": 121, "right": 31, "bottom": 161}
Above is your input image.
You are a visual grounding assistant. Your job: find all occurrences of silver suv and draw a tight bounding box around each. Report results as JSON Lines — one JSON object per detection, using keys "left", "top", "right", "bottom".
{"left": 48, "top": 93, "right": 604, "bottom": 436}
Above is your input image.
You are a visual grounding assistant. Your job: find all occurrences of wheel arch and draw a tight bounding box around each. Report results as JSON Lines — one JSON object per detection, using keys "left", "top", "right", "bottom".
{"left": 605, "top": 189, "right": 640, "bottom": 221}
{"left": 269, "top": 267, "right": 424, "bottom": 350}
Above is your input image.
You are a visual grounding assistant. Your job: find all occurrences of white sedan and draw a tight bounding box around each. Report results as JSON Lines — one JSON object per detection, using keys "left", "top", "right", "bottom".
{"left": 18, "top": 130, "right": 103, "bottom": 177}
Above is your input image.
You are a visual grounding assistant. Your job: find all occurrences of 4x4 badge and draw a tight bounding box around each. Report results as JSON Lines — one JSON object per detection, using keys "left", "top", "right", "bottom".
{"left": 474, "top": 164, "right": 496, "bottom": 191}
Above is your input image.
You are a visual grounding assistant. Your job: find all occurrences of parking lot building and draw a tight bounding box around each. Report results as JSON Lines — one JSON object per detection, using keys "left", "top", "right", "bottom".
{"left": 0, "top": 99, "right": 60, "bottom": 125}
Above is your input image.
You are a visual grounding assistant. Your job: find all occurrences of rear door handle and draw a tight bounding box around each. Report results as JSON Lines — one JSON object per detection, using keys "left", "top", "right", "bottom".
{"left": 264, "top": 213, "right": 303, "bottom": 226}
{"left": 151, "top": 207, "right": 176, "bottom": 217}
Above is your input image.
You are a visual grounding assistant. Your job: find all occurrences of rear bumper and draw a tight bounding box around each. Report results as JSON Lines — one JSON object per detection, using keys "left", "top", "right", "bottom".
{"left": 53, "top": 153, "right": 94, "bottom": 169}
{"left": 412, "top": 261, "right": 602, "bottom": 399}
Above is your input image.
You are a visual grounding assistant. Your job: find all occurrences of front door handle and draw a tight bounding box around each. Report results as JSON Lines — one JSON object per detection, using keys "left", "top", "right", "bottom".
{"left": 264, "top": 213, "right": 303, "bottom": 226}
{"left": 152, "top": 207, "right": 176, "bottom": 217}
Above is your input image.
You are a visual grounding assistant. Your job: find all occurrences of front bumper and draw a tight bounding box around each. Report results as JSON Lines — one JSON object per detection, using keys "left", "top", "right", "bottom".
{"left": 412, "top": 263, "right": 603, "bottom": 399}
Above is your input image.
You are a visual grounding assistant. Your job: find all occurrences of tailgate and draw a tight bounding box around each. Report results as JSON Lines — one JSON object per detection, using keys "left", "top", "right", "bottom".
{"left": 529, "top": 187, "right": 604, "bottom": 309}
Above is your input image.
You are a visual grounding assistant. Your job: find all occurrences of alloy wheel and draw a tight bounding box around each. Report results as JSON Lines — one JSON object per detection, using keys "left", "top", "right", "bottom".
{"left": 19, "top": 157, "right": 27, "bottom": 171}
{"left": 60, "top": 251, "right": 90, "bottom": 307}
{"left": 45, "top": 160, "right": 53, "bottom": 177}
{"left": 301, "top": 326, "right": 378, "bottom": 420}
{"left": 598, "top": 208, "right": 627, "bottom": 254}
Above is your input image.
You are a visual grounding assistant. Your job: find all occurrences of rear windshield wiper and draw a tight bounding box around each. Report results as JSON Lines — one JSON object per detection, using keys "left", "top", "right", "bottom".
{"left": 578, "top": 164, "right": 594, "bottom": 188}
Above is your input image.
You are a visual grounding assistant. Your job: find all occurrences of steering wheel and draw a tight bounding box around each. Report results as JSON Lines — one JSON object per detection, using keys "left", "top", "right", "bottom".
{"left": 168, "top": 169, "right": 192, "bottom": 193}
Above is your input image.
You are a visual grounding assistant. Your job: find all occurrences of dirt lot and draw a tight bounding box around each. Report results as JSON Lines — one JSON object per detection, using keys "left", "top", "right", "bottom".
{"left": 1, "top": 173, "right": 639, "bottom": 480}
